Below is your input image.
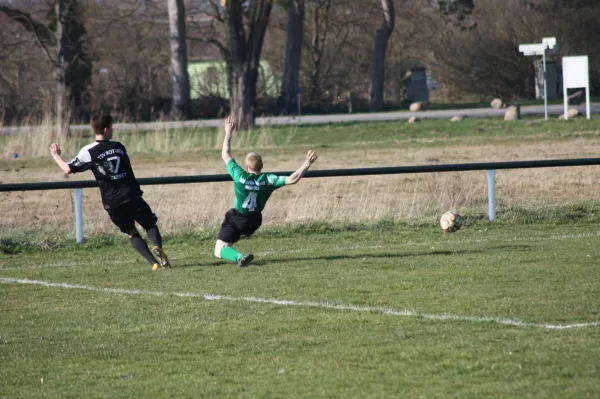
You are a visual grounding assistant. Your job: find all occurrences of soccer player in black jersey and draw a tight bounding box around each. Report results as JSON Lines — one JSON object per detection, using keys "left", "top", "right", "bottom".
{"left": 50, "top": 113, "right": 171, "bottom": 270}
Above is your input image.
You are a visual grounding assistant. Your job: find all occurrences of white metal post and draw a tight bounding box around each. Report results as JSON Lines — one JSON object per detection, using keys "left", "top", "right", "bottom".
{"left": 543, "top": 49, "right": 548, "bottom": 120}
{"left": 73, "top": 188, "right": 84, "bottom": 244}
{"left": 487, "top": 170, "right": 496, "bottom": 222}
{"left": 586, "top": 87, "right": 591, "bottom": 119}
{"left": 564, "top": 85, "right": 569, "bottom": 120}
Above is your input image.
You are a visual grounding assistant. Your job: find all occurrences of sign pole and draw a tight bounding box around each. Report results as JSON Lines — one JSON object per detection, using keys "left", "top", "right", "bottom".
{"left": 586, "top": 85, "right": 591, "bottom": 119}
{"left": 519, "top": 37, "right": 556, "bottom": 121}
{"left": 563, "top": 82, "right": 569, "bottom": 120}
{"left": 543, "top": 49, "right": 548, "bottom": 120}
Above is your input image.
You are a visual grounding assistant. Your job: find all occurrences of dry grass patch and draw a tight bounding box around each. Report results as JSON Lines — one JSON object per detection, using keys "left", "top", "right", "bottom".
{"left": 2, "top": 136, "right": 599, "bottom": 236}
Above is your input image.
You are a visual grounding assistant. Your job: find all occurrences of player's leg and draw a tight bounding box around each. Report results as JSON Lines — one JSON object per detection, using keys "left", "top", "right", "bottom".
{"left": 129, "top": 230, "right": 160, "bottom": 269}
{"left": 215, "top": 239, "right": 254, "bottom": 267}
{"left": 134, "top": 198, "right": 170, "bottom": 269}
{"left": 215, "top": 209, "right": 254, "bottom": 267}
{"left": 108, "top": 204, "right": 159, "bottom": 269}
{"left": 235, "top": 212, "right": 262, "bottom": 267}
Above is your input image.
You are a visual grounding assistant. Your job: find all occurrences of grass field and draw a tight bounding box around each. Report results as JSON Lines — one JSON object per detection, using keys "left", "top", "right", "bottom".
{"left": 1, "top": 218, "right": 600, "bottom": 398}
{"left": 2, "top": 116, "right": 600, "bottom": 397}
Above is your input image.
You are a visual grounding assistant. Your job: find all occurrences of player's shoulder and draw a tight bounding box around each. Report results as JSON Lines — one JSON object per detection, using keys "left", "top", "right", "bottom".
{"left": 76, "top": 141, "right": 100, "bottom": 158}
{"left": 110, "top": 140, "right": 127, "bottom": 149}
{"left": 264, "top": 172, "right": 284, "bottom": 185}
{"left": 80, "top": 141, "right": 100, "bottom": 152}
{"left": 228, "top": 158, "right": 246, "bottom": 173}
{"left": 228, "top": 158, "right": 241, "bottom": 167}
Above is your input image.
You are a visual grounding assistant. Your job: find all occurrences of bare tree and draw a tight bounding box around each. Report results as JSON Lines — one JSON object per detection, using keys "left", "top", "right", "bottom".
{"left": 55, "top": 0, "right": 70, "bottom": 135}
{"left": 86, "top": 0, "right": 172, "bottom": 121}
{"left": 306, "top": 0, "right": 332, "bottom": 101}
{"left": 168, "top": 0, "right": 191, "bottom": 118}
{"left": 280, "top": 0, "right": 305, "bottom": 114}
{"left": 0, "top": 0, "right": 92, "bottom": 135}
{"left": 222, "top": 0, "right": 273, "bottom": 130}
{"left": 369, "top": 0, "right": 395, "bottom": 110}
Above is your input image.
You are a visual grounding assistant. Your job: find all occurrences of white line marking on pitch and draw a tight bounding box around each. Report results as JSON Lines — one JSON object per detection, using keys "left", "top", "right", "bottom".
{"left": 1, "top": 277, "right": 597, "bottom": 330}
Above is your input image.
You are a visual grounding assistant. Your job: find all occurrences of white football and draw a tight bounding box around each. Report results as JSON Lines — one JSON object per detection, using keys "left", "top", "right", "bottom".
{"left": 440, "top": 211, "right": 463, "bottom": 233}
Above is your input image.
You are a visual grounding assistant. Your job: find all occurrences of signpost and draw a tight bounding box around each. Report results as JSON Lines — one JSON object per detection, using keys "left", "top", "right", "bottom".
{"left": 519, "top": 37, "right": 557, "bottom": 120}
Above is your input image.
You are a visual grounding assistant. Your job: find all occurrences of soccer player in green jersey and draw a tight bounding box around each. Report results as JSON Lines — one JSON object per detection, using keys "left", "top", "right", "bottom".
{"left": 215, "top": 116, "right": 318, "bottom": 267}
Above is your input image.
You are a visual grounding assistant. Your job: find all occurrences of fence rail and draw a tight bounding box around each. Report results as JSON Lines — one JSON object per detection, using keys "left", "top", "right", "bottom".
{"left": 2, "top": 157, "right": 600, "bottom": 243}
{"left": 2, "top": 158, "right": 600, "bottom": 192}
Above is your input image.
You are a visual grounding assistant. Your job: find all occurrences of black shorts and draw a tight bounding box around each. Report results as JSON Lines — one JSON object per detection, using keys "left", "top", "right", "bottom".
{"left": 107, "top": 197, "right": 158, "bottom": 236}
{"left": 217, "top": 208, "right": 262, "bottom": 244}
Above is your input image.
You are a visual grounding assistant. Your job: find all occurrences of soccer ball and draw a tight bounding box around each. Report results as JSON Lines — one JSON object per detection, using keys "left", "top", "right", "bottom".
{"left": 440, "top": 211, "right": 463, "bottom": 233}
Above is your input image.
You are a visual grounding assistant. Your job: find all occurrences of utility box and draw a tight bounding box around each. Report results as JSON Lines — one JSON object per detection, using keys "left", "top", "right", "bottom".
{"left": 404, "top": 67, "right": 429, "bottom": 103}
{"left": 534, "top": 60, "right": 561, "bottom": 100}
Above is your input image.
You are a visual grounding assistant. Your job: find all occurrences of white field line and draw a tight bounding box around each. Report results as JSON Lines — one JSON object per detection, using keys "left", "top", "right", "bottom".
{"left": 2, "top": 231, "right": 600, "bottom": 271}
{"left": 0, "top": 277, "right": 597, "bottom": 330}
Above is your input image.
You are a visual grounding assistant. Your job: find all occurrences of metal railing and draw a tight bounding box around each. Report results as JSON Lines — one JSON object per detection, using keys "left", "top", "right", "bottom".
{"left": 2, "top": 157, "right": 600, "bottom": 243}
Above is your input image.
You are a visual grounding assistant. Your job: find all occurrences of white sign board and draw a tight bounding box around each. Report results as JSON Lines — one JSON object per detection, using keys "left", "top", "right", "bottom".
{"left": 562, "top": 56, "right": 590, "bottom": 119}
{"left": 519, "top": 43, "right": 545, "bottom": 56}
{"left": 563, "top": 56, "right": 589, "bottom": 89}
{"left": 542, "top": 37, "right": 557, "bottom": 50}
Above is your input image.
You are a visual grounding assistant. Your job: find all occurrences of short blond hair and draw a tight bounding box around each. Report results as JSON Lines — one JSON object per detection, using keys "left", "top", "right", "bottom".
{"left": 245, "top": 152, "right": 263, "bottom": 172}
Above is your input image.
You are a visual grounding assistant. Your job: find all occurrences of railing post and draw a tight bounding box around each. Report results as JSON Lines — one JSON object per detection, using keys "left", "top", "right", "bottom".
{"left": 487, "top": 170, "right": 496, "bottom": 222}
{"left": 73, "top": 188, "right": 84, "bottom": 243}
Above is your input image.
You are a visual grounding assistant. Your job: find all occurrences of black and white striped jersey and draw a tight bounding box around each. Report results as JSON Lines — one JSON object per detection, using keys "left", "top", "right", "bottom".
{"left": 68, "top": 140, "right": 142, "bottom": 210}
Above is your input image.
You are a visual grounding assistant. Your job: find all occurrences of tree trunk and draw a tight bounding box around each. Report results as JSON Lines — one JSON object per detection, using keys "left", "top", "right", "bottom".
{"left": 230, "top": 65, "right": 257, "bottom": 131}
{"left": 225, "top": 0, "right": 273, "bottom": 130}
{"left": 168, "top": 0, "right": 191, "bottom": 118}
{"left": 370, "top": 0, "right": 395, "bottom": 111}
{"left": 55, "top": 0, "right": 70, "bottom": 136}
{"left": 307, "top": 0, "right": 331, "bottom": 102}
{"left": 280, "top": 0, "right": 305, "bottom": 114}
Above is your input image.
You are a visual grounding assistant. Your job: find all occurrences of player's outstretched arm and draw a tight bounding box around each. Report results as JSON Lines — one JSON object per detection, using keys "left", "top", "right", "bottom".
{"left": 50, "top": 143, "right": 73, "bottom": 174}
{"left": 286, "top": 150, "right": 318, "bottom": 185}
{"left": 221, "top": 115, "right": 235, "bottom": 164}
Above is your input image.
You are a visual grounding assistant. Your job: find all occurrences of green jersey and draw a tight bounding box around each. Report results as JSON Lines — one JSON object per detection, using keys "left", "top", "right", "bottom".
{"left": 226, "top": 159, "right": 287, "bottom": 215}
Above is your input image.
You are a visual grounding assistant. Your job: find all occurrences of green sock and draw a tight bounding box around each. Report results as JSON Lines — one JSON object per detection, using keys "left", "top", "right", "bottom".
{"left": 220, "top": 246, "right": 243, "bottom": 263}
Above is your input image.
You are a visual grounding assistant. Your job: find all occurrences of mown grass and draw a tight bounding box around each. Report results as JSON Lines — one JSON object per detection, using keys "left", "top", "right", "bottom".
{"left": 1, "top": 217, "right": 600, "bottom": 398}
{"left": 2, "top": 115, "right": 599, "bottom": 160}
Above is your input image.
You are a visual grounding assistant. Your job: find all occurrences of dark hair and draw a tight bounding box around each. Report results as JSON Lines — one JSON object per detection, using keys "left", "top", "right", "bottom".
{"left": 90, "top": 114, "right": 113, "bottom": 135}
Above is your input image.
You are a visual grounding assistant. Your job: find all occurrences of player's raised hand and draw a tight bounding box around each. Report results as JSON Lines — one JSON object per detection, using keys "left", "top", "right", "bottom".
{"left": 50, "top": 143, "right": 62, "bottom": 157}
{"left": 225, "top": 115, "right": 236, "bottom": 137}
{"left": 306, "top": 150, "right": 318, "bottom": 164}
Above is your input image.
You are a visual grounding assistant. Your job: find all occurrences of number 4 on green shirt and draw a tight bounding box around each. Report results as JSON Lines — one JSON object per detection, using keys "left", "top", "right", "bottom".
{"left": 226, "top": 159, "right": 287, "bottom": 214}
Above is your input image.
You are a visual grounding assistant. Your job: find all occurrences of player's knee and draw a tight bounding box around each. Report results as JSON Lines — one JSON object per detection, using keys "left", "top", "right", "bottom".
{"left": 128, "top": 228, "right": 140, "bottom": 239}
{"left": 144, "top": 224, "right": 156, "bottom": 231}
